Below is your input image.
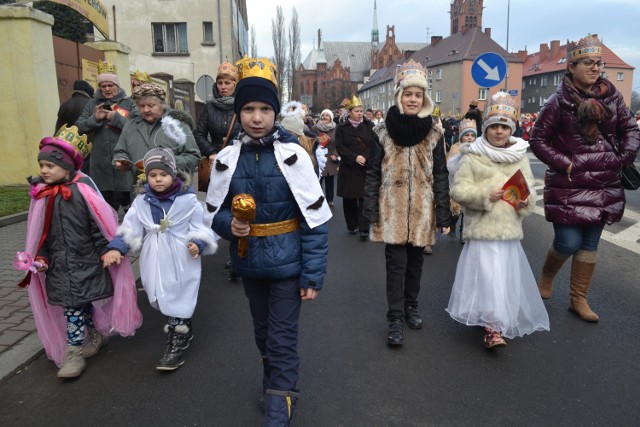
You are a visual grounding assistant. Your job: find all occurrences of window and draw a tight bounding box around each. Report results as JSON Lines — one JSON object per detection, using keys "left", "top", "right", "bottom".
{"left": 553, "top": 74, "right": 563, "bottom": 86}
{"left": 617, "top": 72, "right": 624, "bottom": 81}
{"left": 540, "top": 76, "right": 547, "bottom": 87}
{"left": 436, "top": 68, "right": 442, "bottom": 80}
{"left": 435, "top": 90, "right": 442, "bottom": 103}
{"left": 479, "top": 88, "right": 488, "bottom": 100}
{"left": 539, "top": 96, "right": 546, "bottom": 107}
{"left": 203, "top": 22, "right": 214, "bottom": 44}
{"left": 153, "top": 23, "right": 188, "bottom": 54}
{"left": 522, "top": 81, "right": 525, "bottom": 90}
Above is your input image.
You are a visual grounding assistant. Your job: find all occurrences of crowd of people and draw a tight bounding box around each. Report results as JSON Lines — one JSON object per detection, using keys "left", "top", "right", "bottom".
{"left": 15, "top": 33, "right": 640, "bottom": 426}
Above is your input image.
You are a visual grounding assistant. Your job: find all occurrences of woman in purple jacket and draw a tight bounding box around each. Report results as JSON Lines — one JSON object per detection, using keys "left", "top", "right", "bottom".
{"left": 530, "top": 34, "right": 640, "bottom": 322}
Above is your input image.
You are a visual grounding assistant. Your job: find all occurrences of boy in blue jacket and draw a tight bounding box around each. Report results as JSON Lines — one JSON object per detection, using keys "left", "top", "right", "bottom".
{"left": 206, "top": 58, "right": 331, "bottom": 426}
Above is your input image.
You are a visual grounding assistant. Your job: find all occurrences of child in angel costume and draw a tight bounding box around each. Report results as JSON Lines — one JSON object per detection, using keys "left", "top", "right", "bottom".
{"left": 447, "top": 92, "right": 549, "bottom": 349}
{"left": 104, "top": 147, "right": 217, "bottom": 371}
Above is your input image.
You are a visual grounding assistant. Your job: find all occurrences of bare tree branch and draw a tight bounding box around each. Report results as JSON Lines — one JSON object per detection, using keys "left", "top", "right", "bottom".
{"left": 287, "top": 7, "right": 301, "bottom": 103}
{"left": 271, "top": 5, "right": 287, "bottom": 105}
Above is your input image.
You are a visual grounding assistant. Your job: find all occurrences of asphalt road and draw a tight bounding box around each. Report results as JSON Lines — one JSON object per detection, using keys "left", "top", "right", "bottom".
{"left": 1, "top": 170, "right": 639, "bottom": 426}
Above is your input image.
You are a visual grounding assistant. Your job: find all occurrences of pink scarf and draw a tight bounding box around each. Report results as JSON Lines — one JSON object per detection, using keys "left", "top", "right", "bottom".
{"left": 21, "top": 175, "right": 142, "bottom": 367}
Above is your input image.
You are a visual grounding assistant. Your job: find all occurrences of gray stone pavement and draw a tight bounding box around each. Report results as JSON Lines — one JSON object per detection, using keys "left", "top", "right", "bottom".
{"left": 0, "top": 212, "right": 140, "bottom": 382}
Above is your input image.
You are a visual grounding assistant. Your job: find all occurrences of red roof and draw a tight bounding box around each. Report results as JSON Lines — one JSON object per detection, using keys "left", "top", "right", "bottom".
{"left": 523, "top": 41, "right": 634, "bottom": 77}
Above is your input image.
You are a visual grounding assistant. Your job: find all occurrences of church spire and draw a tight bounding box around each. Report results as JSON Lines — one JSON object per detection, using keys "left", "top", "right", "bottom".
{"left": 371, "top": 0, "right": 379, "bottom": 47}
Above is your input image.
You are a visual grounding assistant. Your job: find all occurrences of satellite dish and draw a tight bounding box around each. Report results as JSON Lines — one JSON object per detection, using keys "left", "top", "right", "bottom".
{"left": 196, "top": 75, "right": 215, "bottom": 102}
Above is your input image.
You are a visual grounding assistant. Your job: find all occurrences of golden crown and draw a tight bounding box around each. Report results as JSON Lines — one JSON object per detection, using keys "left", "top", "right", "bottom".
{"left": 432, "top": 105, "right": 441, "bottom": 117}
{"left": 132, "top": 69, "right": 151, "bottom": 83}
{"left": 486, "top": 92, "right": 518, "bottom": 123}
{"left": 567, "top": 34, "right": 602, "bottom": 61}
{"left": 235, "top": 56, "right": 278, "bottom": 87}
{"left": 54, "top": 125, "right": 91, "bottom": 158}
{"left": 98, "top": 60, "right": 117, "bottom": 74}
{"left": 217, "top": 61, "right": 239, "bottom": 81}
{"left": 395, "top": 59, "right": 427, "bottom": 86}
{"left": 345, "top": 95, "right": 363, "bottom": 110}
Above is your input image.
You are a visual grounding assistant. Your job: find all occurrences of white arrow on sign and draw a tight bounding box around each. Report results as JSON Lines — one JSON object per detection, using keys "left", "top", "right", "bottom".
{"left": 478, "top": 59, "right": 501, "bottom": 81}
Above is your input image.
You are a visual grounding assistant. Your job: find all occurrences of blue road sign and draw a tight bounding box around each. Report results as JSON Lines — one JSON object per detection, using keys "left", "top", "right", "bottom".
{"left": 508, "top": 89, "right": 518, "bottom": 96}
{"left": 471, "top": 52, "right": 507, "bottom": 88}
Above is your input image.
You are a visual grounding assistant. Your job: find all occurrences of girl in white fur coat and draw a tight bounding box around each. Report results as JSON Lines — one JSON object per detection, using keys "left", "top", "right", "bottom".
{"left": 447, "top": 92, "right": 549, "bottom": 349}
{"left": 104, "top": 148, "right": 217, "bottom": 370}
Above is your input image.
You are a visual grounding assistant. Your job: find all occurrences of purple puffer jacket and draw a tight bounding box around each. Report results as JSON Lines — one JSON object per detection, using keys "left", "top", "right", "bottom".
{"left": 530, "top": 77, "right": 640, "bottom": 226}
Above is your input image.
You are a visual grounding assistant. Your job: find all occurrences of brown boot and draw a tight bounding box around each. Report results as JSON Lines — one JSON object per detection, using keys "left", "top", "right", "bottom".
{"left": 538, "top": 247, "right": 570, "bottom": 299}
{"left": 568, "top": 250, "right": 599, "bottom": 322}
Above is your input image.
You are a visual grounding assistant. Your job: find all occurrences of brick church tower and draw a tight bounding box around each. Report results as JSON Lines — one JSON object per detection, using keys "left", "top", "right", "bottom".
{"left": 450, "top": 0, "right": 483, "bottom": 35}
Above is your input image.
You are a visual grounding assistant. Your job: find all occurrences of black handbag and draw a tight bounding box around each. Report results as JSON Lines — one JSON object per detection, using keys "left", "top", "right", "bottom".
{"left": 599, "top": 125, "right": 640, "bottom": 191}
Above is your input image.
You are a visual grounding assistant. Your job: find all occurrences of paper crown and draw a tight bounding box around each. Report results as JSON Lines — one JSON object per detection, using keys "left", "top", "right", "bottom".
{"left": 217, "top": 61, "right": 239, "bottom": 81}
{"left": 345, "top": 95, "right": 363, "bottom": 110}
{"left": 98, "top": 60, "right": 117, "bottom": 74}
{"left": 235, "top": 56, "right": 278, "bottom": 87}
{"left": 395, "top": 59, "right": 427, "bottom": 87}
{"left": 458, "top": 118, "right": 477, "bottom": 136}
{"left": 432, "top": 105, "right": 441, "bottom": 117}
{"left": 132, "top": 69, "right": 151, "bottom": 83}
{"left": 567, "top": 34, "right": 602, "bottom": 61}
{"left": 483, "top": 92, "right": 518, "bottom": 133}
{"left": 40, "top": 125, "right": 89, "bottom": 170}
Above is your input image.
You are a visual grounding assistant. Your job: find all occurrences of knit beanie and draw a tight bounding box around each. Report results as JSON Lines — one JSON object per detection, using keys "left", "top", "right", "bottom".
{"left": 320, "top": 109, "right": 334, "bottom": 121}
{"left": 233, "top": 76, "right": 280, "bottom": 117}
{"left": 38, "top": 144, "right": 75, "bottom": 172}
{"left": 97, "top": 73, "right": 120, "bottom": 87}
{"left": 280, "top": 101, "right": 305, "bottom": 136}
{"left": 143, "top": 147, "right": 177, "bottom": 178}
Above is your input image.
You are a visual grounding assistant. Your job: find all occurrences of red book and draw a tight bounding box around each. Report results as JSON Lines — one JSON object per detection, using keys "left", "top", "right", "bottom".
{"left": 501, "top": 169, "right": 530, "bottom": 208}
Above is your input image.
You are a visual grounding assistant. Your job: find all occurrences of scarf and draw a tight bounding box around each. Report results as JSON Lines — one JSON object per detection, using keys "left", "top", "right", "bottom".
{"left": 210, "top": 95, "right": 235, "bottom": 111}
{"left": 384, "top": 105, "right": 433, "bottom": 147}
{"left": 147, "top": 178, "right": 184, "bottom": 200}
{"left": 238, "top": 124, "right": 284, "bottom": 147}
{"left": 468, "top": 135, "right": 529, "bottom": 163}
{"left": 348, "top": 118, "right": 363, "bottom": 128}
{"left": 562, "top": 74, "right": 613, "bottom": 145}
{"left": 315, "top": 120, "right": 336, "bottom": 132}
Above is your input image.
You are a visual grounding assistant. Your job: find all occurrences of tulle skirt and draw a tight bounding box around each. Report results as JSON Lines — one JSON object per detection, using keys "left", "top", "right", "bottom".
{"left": 446, "top": 240, "right": 549, "bottom": 339}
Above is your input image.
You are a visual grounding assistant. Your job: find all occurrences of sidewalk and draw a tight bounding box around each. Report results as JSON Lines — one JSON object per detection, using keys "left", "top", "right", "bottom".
{"left": 0, "top": 212, "right": 140, "bottom": 382}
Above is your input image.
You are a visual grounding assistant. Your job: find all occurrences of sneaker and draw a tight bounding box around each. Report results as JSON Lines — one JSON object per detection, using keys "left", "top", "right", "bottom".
{"left": 83, "top": 329, "right": 108, "bottom": 358}
{"left": 348, "top": 229, "right": 358, "bottom": 235}
{"left": 404, "top": 306, "right": 423, "bottom": 329}
{"left": 57, "top": 345, "right": 86, "bottom": 378}
{"left": 359, "top": 232, "right": 369, "bottom": 241}
{"left": 483, "top": 328, "right": 507, "bottom": 349}
{"left": 386, "top": 320, "right": 404, "bottom": 347}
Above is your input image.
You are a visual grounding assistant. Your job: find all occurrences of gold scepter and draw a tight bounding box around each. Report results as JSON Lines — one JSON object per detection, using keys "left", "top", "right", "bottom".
{"left": 231, "top": 194, "right": 256, "bottom": 258}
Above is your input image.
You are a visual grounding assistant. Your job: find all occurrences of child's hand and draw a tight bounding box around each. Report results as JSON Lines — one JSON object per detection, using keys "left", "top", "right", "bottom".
{"left": 489, "top": 189, "right": 505, "bottom": 202}
{"left": 102, "top": 250, "right": 123, "bottom": 268}
{"left": 300, "top": 288, "right": 318, "bottom": 301}
{"left": 36, "top": 262, "right": 48, "bottom": 273}
{"left": 231, "top": 217, "right": 250, "bottom": 237}
{"left": 516, "top": 198, "right": 529, "bottom": 210}
{"left": 187, "top": 242, "right": 200, "bottom": 258}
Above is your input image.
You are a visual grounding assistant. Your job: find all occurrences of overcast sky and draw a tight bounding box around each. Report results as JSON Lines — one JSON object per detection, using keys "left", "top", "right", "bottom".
{"left": 245, "top": 0, "right": 640, "bottom": 92}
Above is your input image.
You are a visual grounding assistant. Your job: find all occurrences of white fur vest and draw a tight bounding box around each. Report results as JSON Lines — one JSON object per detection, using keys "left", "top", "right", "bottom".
{"left": 369, "top": 124, "right": 441, "bottom": 246}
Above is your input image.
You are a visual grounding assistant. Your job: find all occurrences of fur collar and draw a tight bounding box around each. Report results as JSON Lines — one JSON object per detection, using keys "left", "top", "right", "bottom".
{"left": 384, "top": 105, "right": 433, "bottom": 147}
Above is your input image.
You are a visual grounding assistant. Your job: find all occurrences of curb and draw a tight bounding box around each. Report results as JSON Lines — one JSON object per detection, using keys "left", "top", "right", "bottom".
{"left": 0, "top": 334, "right": 43, "bottom": 384}
{"left": 0, "top": 211, "right": 28, "bottom": 228}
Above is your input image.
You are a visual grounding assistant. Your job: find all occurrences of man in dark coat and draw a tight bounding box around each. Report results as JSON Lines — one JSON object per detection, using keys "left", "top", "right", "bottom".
{"left": 56, "top": 80, "right": 95, "bottom": 174}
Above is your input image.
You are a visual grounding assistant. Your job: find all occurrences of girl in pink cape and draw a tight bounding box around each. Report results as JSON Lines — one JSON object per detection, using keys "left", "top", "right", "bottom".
{"left": 16, "top": 128, "right": 142, "bottom": 378}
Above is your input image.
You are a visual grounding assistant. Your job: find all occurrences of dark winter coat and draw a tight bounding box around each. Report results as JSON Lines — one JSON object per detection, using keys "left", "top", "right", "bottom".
{"left": 530, "top": 78, "right": 640, "bottom": 225}
{"left": 55, "top": 90, "right": 92, "bottom": 132}
{"left": 193, "top": 97, "right": 240, "bottom": 157}
{"left": 37, "top": 175, "right": 113, "bottom": 307}
{"left": 76, "top": 88, "right": 137, "bottom": 192}
{"left": 335, "top": 119, "right": 376, "bottom": 198}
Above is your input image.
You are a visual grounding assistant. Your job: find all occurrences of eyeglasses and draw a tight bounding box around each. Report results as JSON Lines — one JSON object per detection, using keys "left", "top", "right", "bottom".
{"left": 577, "top": 59, "right": 606, "bottom": 69}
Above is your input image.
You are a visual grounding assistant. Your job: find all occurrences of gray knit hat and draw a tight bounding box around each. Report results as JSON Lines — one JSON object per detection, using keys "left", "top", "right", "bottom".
{"left": 143, "top": 147, "right": 177, "bottom": 178}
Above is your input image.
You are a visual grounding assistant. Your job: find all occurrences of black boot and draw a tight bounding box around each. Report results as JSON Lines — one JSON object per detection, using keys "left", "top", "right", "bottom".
{"left": 156, "top": 325, "right": 186, "bottom": 371}
{"left": 263, "top": 389, "right": 300, "bottom": 426}
{"left": 386, "top": 319, "right": 404, "bottom": 347}
{"left": 404, "top": 306, "right": 423, "bottom": 329}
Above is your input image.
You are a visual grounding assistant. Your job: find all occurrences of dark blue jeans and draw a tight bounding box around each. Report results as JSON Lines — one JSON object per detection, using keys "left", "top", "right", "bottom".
{"left": 552, "top": 223, "right": 604, "bottom": 255}
{"left": 242, "top": 276, "right": 301, "bottom": 393}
